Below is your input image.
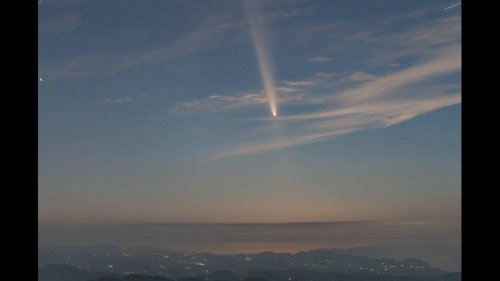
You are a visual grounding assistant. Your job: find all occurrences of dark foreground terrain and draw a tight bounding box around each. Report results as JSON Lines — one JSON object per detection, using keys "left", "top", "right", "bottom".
{"left": 39, "top": 263, "right": 461, "bottom": 281}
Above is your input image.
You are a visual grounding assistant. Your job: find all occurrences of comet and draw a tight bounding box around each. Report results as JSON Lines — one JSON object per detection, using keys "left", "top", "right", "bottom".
{"left": 243, "top": 0, "right": 278, "bottom": 117}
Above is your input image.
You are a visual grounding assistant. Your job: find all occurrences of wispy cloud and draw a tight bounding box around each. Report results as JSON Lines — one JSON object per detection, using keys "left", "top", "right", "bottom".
{"left": 334, "top": 49, "right": 460, "bottom": 103}
{"left": 203, "top": 47, "right": 460, "bottom": 160}
{"left": 39, "top": 13, "right": 244, "bottom": 80}
{"left": 39, "top": 0, "right": 84, "bottom": 5}
{"left": 284, "top": 12, "right": 460, "bottom": 69}
{"left": 39, "top": 1, "right": 314, "bottom": 81}
{"left": 104, "top": 97, "right": 135, "bottom": 104}
{"left": 39, "top": 13, "right": 81, "bottom": 34}
{"left": 171, "top": 89, "right": 308, "bottom": 114}
{"left": 171, "top": 8, "right": 461, "bottom": 160}
{"left": 360, "top": 16, "right": 461, "bottom": 67}
{"left": 444, "top": 3, "right": 461, "bottom": 11}
{"left": 348, "top": 71, "right": 375, "bottom": 82}
{"left": 308, "top": 56, "right": 332, "bottom": 63}
{"left": 171, "top": 71, "right": 342, "bottom": 114}
{"left": 209, "top": 130, "right": 353, "bottom": 161}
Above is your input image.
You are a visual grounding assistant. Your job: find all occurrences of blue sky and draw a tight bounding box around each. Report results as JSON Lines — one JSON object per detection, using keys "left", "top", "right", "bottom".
{"left": 38, "top": 0, "right": 461, "bottom": 229}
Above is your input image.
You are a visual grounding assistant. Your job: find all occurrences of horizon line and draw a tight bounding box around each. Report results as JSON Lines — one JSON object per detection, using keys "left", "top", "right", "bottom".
{"left": 38, "top": 219, "right": 460, "bottom": 227}
{"left": 39, "top": 219, "right": 380, "bottom": 227}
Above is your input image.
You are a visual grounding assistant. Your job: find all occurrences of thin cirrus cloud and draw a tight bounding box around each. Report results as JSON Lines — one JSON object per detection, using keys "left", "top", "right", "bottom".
{"left": 289, "top": 14, "right": 460, "bottom": 70}
{"left": 104, "top": 97, "right": 135, "bottom": 104}
{"left": 308, "top": 56, "right": 332, "bottom": 63}
{"left": 172, "top": 10, "right": 460, "bottom": 118}
{"left": 39, "top": 13, "right": 81, "bottom": 34}
{"left": 444, "top": 3, "right": 461, "bottom": 11}
{"left": 171, "top": 89, "right": 308, "bottom": 114}
{"left": 171, "top": 72, "right": 342, "bottom": 114}
{"left": 39, "top": 0, "right": 83, "bottom": 5}
{"left": 348, "top": 71, "right": 375, "bottom": 82}
{"left": 39, "top": 13, "right": 244, "bottom": 80}
{"left": 186, "top": 10, "right": 461, "bottom": 160}
{"left": 40, "top": 0, "right": 84, "bottom": 4}
{"left": 197, "top": 47, "right": 460, "bottom": 160}
{"left": 38, "top": 2, "right": 313, "bottom": 81}
{"left": 360, "top": 15, "right": 461, "bottom": 68}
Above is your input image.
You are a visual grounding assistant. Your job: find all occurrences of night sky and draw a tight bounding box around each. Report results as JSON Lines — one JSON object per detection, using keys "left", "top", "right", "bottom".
{"left": 38, "top": 0, "right": 461, "bottom": 255}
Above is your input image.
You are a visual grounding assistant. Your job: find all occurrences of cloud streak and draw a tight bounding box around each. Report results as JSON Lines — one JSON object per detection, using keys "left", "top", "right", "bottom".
{"left": 170, "top": 9, "right": 461, "bottom": 160}
{"left": 104, "top": 97, "right": 135, "bottom": 104}
{"left": 444, "top": 3, "right": 461, "bottom": 11}
{"left": 39, "top": 13, "right": 244, "bottom": 80}
{"left": 308, "top": 56, "right": 332, "bottom": 63}
{"left": 206, "top": 47, "right": 460, "bottom": 160}
{"left": 39, "top": 13, "right": 81, "bottom": 34}
{"left": 39, "top": 1, "right": 313, "bottom": 81}
{"left": 348, "top": 71, "right": 375, "bottom": 82}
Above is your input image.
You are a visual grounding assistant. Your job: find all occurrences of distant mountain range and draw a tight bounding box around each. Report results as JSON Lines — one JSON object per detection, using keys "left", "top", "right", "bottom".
{"left": 39, "top": 245, "right": 449, "bottom": 279}
{"left": 337, "top": 244, "right": 460, "bottom": 272}
{"left": 39, "top": 263, "right": 122, "bottom": 281}
{"left": 40, "top": 264, "right": 461, "bottom": 281}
